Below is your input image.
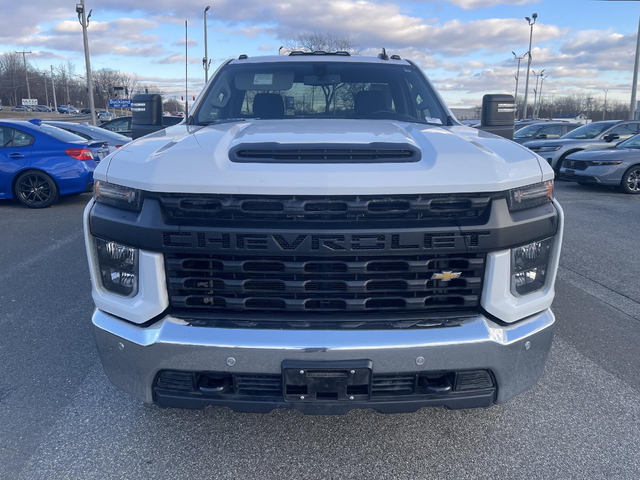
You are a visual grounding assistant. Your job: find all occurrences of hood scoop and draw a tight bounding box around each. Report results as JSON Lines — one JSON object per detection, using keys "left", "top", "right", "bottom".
{"left": 229, "top": 142, "right": 421, "bottom": 164}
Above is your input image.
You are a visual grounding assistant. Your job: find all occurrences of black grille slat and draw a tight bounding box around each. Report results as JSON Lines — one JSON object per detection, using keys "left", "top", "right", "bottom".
{"left": 234, "top": 374, "right": 282, "bottom": 396}
{"left": 166, "top": 252, "right": 485, "bottom": 322}
{"left": 156, "top": 193, "right": 493, "bottom": 224}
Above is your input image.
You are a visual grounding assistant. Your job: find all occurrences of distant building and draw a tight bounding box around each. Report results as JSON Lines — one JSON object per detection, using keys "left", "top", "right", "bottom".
{"left": 551, "top": 113, "right": 590, "bottom": 124}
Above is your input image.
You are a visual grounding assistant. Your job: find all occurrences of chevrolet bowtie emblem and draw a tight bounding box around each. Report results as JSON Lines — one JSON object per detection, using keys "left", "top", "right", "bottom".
{"left": 431, "top": 271, "right": 462, "bottom": 281}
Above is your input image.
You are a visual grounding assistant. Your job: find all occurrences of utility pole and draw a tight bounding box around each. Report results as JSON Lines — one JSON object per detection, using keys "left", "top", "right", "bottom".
{"left": 512, "top": 52, "right": 525, "bottom": 116}
{"left": 50, "top": 65, "right": 58, "bottom": 112}
{"left": 185, "top": 20, "right": 189, "bottom": 114}
{"left": 602, "top": 89, "right": 609, "bottom": 121}
{"left": 203, "top": 6, "right": 212, "bottom": 83}
{"left": 15, "top": 50, "right": 32, "bottom": 100}
{"left": 44, "top": 72, "right": 49, "bottom": 107}
{"left": 631, "top": 10, "right": 640, "bottom": 119}
{"left": 521, "top": 13, "right": 538, "bottom": 120}
{"left": 77, "top": 1, "right": 97, "bottom": 125}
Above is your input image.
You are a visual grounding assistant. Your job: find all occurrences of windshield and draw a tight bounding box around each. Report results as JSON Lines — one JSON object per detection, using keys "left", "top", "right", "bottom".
{"left": 562, "top": 122, "right": 615, "bottom": 140}
{"left": 618, "top": 134, "right": 640, "bottom": 149}
{"left": 514, "top": 124, "right": 544, "bottom": 138}
{"left": 193, "top": 61, "right": 447, "bottom": 126}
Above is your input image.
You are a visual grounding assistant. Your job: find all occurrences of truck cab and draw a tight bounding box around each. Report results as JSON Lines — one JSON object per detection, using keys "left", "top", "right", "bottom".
{"left": 84, "top": 53, "right": 563, "bottom": 413}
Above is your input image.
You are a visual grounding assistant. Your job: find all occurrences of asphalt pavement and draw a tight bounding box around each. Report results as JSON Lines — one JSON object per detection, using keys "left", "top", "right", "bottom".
{"left": 1, "top": 182, "right": 640, "bottom": 479}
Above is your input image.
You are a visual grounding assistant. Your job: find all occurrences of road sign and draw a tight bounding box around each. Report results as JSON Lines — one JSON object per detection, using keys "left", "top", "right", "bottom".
{"left": 109, "top": 98, "right": 132, "bottom": 108}
{"left": 22, "top": 99, "right": 38, "bottom": 106}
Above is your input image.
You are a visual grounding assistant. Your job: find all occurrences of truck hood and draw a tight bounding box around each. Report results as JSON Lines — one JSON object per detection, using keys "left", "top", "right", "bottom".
{"left": 100, "top": 119, "right": 550, "bottom": 195}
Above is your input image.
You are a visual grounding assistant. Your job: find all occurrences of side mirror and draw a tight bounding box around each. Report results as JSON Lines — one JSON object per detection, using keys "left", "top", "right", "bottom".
{"left": 604, "top": 133, "right": 620, "bottom": 143}
{"left": 478, "top": 94, "right": 516, "bottom": 140}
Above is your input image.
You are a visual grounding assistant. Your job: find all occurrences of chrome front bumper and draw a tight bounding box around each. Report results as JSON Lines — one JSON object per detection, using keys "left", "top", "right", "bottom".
{"left": 93, "top": 308, "right": 555, "bottom": 407}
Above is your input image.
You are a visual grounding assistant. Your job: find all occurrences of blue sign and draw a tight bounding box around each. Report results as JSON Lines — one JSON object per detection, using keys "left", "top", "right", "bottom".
{"left": 109, "top": 98, "right": 132, "bottom": 108}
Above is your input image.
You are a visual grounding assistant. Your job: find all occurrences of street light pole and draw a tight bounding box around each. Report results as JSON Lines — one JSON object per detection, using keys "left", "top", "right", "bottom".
{"left": 185, "top": 20, "right": 189, "bottom": 115}
{"left": 538, "top": 74, "right": 548, "bottom": 118}
{"left": 512, "top": 51, "right": 525, "bottom": 114}
{"left": 532, "top": 70, "right": 545, "bottom": 119}
{"left": 77, "top": 1, "right": 97, "bottom": 126}
{"left": 203, "top": 6, "right": 211, "bottom": 83}
{"left": 631, "top": 10, "right": 640, "bottom": 119}
{"left": 521, "top": 13, "right": 538, "bottom": 120}
{"left": 603, "top": 89, "right": 609, "bottom": 121}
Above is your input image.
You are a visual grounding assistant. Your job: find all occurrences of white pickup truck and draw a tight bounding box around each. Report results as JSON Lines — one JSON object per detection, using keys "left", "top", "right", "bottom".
{"left": 84, "top": 52, "right": 563, "bottom": 414}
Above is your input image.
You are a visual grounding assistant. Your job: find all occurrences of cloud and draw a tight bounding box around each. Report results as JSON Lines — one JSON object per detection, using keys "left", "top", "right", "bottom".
{"left": 155, "top": 53, "right": 202, "bottom": 64}
{"left": 416, "top": 0, "right": 542, "bottom": 9}
{"left": 174, "top": 39, "right": 198, "bottom": 47}
{"left": 258, "top": 44, "right": 275, "bottom": 51}
{"left": 10, "top": 17, "right": 163, "bottom": 57}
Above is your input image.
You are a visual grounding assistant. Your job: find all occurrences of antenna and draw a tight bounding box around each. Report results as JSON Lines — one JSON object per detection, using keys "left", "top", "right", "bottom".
{"left": 378, "top": 48, "right": 389, "bottom": 61}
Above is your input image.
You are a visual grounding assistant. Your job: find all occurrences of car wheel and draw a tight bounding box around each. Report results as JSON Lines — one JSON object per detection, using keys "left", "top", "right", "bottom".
{"left": 14, "top": 171, "right": 59, "bottom": 208}
{"left": 620, "top": 166, "right": 640, "bottom": 195}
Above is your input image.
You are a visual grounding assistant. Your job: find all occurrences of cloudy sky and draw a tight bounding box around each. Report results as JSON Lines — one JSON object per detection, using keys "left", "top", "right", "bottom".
{"left": 1, "top": 0, "right": 638, "bottom": 107}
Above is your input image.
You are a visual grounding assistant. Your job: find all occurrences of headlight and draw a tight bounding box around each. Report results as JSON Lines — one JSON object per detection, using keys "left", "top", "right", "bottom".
{"left": 511, "top": 238, "right": 553, "bottom": 296}
{"left": 94, "top": 180, "right": 142, "bottom": 211}
{"left": 537, "top": 145, "right": 563, "bottom": 152}
{"left": 588, "top": 161, "right": 623, "bottom": 166}
{"left": 507, "top": 181, "right": 553, "bottom": 211}
{"left": 96, "top": 238, "right": 139, "bottom": 297}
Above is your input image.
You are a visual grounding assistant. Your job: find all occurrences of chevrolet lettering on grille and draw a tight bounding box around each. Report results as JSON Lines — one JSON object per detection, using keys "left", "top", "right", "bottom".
{"left": 162, "top": 231, "right": 491, "bottom": 252}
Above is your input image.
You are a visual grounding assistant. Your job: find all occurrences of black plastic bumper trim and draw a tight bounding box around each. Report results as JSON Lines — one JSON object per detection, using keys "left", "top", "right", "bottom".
{"left": 153, "top": 388, "right": 496, "bottom": 414}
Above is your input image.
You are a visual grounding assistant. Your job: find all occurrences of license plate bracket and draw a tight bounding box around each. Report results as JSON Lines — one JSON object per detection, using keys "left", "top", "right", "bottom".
{"left": 282, "top": 360, "right": 372, "bottom": 402}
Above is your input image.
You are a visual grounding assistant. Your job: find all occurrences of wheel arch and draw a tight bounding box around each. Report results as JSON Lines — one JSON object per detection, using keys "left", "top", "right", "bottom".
{"left": 11, "top": 168, "right": 60, "bottom": 198}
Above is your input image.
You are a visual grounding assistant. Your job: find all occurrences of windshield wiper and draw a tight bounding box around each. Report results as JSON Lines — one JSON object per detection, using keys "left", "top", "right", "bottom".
{"left": 198, "top": 118, "right": 254, "bottom": 126}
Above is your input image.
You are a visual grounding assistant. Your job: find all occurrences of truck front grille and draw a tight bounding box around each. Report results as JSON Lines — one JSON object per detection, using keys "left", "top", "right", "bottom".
{"left": 156, "top": 193, "right": 493, "bottom": 225}
{"left": 165, "top": 252, "right": 484, "bottom": 327}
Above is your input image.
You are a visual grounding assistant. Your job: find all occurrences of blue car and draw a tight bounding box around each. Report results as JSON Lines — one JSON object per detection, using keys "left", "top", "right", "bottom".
{"left": 0, "top": 119, "right": 109, "bottom": 208}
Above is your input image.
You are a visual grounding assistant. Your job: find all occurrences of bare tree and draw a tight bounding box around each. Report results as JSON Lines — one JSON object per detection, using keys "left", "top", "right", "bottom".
{"left": 163, "top": 98, "right": 184, "bottom": 112}
{"left": 282, "top": 32, "right": 360, "bottom": 54}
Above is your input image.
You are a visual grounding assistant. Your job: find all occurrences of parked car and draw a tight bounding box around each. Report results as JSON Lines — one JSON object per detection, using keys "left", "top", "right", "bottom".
{"left": 33, "top": 105, "right": 53, "bottom": 113}
{"left": 523, "top": 120, "right": 640, "bottom": 172}
{"left": 57, "top": 105, "right": 80, "bottom": 114}
{"left": 163, "top": 111, "right": 171, "bottom": 116}
{"left": 559, "top": 134, "right": 640, "bottom": 194}
{"left": 512, "top": 122, "right": 580, "bottom": 145}
{"left": 0, "top": 119, "right": 108, "bottom": 208}
{"left": 11, "top": 106, "right": 31, "bottom": 112}
{"left": 100, "top": 115, "right": 183, "bottom": 137}
{"left": 44, "top": 121, "right": 130, "bottom": 153}
{"left": 171, "top": 111, "right": 185, "bottom": 117}
{"left": 514, "top": 119, "right": 546, "bottom": 132}
{"left": 85, "top": 53, "right": 563, "bottom": 413}
{"left": 81, "top": 108, "right": 98, "bottom": 115}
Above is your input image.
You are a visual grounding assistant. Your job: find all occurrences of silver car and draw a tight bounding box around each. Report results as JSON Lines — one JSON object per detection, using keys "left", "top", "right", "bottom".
{"left": 44, "top": 121, "right": 131, "bottom": 154}
{"left": 512, "top": 122, "right": 580, "bottom": 145}
{"left": 559, "top": 134, "right": 640, "bottom": 194}
{"left": 524, "top": 120, "right": 640, "bottom": 171}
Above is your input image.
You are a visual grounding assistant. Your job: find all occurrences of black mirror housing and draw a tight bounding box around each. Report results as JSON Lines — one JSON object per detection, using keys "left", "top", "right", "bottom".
{"left": 478, "top": 94, "right": 516, "bottom": 140}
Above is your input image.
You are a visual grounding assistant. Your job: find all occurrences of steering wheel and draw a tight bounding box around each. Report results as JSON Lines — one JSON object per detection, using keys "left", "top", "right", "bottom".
{"left": 368, "top": 110, "right": 397, "bottom": 118}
